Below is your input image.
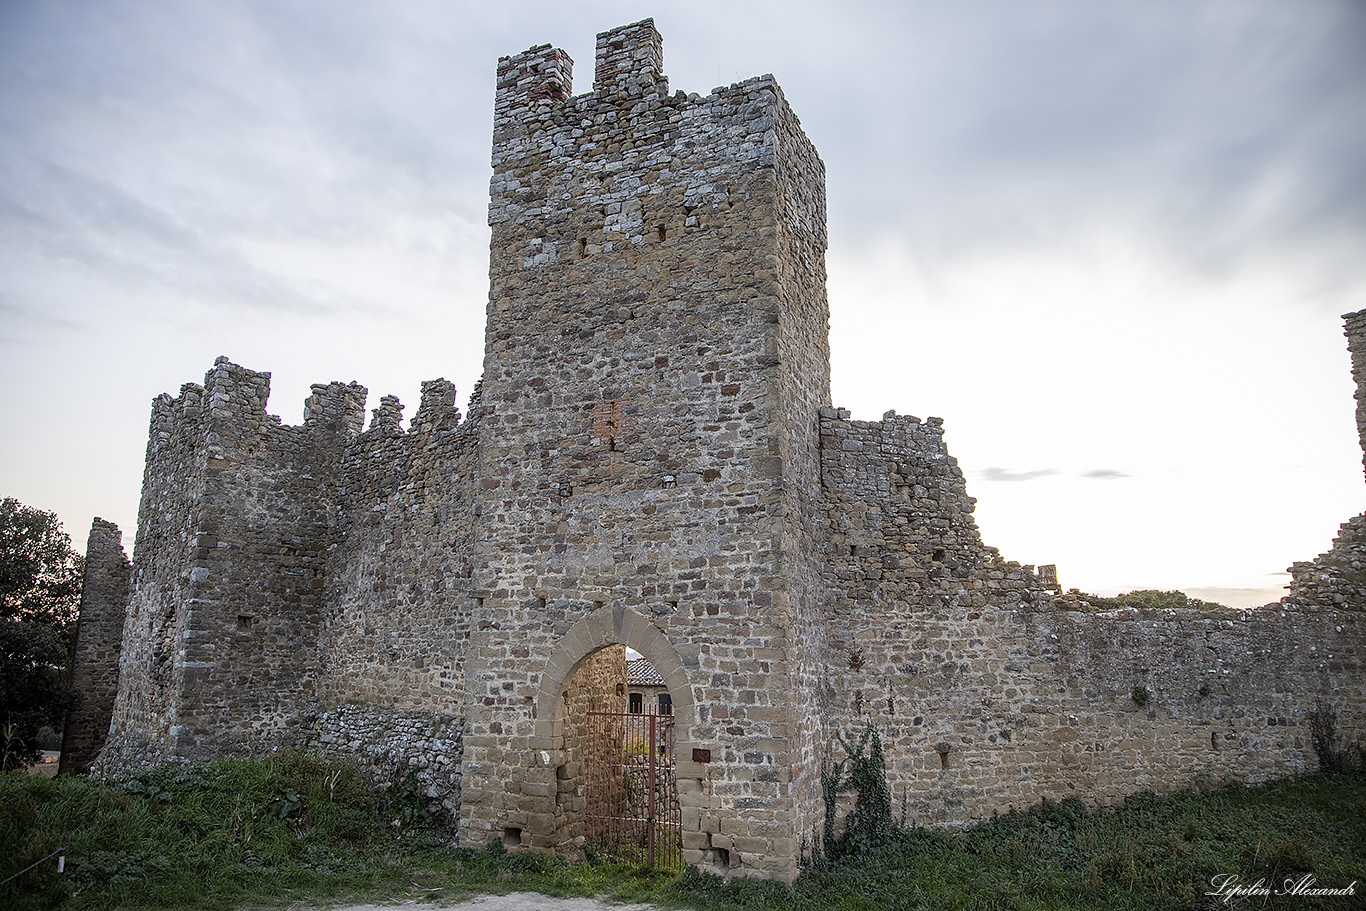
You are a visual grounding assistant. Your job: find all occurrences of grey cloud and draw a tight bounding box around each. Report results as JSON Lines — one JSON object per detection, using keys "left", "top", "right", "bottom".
{"left": 0, "top": 292, "right": 85, "bottom": 345}
{"left": 4, "top": 0, "right": 1363, "bottom": 337}
{"left": 981, "top": 467, "right": 1057, "bottom": 482}
{"left": 0, "top": 157, "right": 338, "bottom": 317}
{"left": 821, "top": 0, "right": 1366, "bottom": 298}
{"left": 0, "top": 1, "right": 499, "bottom": 323}
{"left": 1083, "top": 469, "right": 1128, "bottom": 480}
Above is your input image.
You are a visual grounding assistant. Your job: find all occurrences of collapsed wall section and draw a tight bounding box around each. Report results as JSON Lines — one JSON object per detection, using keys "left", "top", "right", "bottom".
{"left": 60, "top": 518, "right": 130, "bottom": 773}
{"left": 1345, "top": 309, "right": 1366, "bottom": 478}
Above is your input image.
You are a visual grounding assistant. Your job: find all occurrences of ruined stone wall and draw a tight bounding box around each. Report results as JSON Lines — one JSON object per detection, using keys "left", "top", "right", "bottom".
{"left": 322, "top": 379, "right": 480, "bottom": 713}
{"left": 1287, "top": 512, "right": 1366, "bottom": 610}
{"left": 1345, "top": 309, "right": 1366, "bottom": 478}
{"left": 459, "top": 20, "right": 829, "bottom": 880}
{"left": 74, "top": 20, "right": 1366, "bottom": 887}
{"left": 106, "top": 358, "right": 365, "bottom": 765}
{"left": 300, "top": 703, "right": 464, "bottom": 820}
{"left": 816, "top": 405, "right": 1365, "bottom": 834}
{"left": 60, "top": 518, "right": 130, "bottom": 773}
{"left": 105, "top": 376, "right": 210, "bottom": 764}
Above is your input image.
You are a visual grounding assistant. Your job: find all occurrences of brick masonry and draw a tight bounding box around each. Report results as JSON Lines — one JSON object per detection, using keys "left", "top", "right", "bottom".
{"left": 64, "top": 19, "right": 1364, "bottom": 884}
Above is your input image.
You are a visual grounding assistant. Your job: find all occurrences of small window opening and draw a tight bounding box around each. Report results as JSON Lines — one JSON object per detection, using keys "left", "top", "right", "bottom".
{"left": 1210, "top": 731, "right": 1218, "bottom": 751}
{"left": 629, "top": 692, "right": 643, "bottom": 714}
{"left": 502, "top": 827, "right": 522, "bottom": 849}
{"left": 538, "top": 596, "right": 547, "bottom": 610}
{"left": 936, "top": 744, "right": 951, "bottom": 769}
{"left": 578, "top": 237, "right": 588, "bottom": 257}
{"left": 236, "top": 615, "right": 254, "bottom": 632}
{"left": 932, "top": 549, "right": 946, "bottom": 562}
{"left": 657, "top": 693, "right": 673, "bottom": 715}
{"left": 656, "top": 224, "right": 666, "bottom": 241}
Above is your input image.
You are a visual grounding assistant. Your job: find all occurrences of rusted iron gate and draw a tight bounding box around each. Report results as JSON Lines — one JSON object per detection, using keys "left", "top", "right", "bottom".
{"left": 582, "top": 710, "right": 682, "bottom": 870}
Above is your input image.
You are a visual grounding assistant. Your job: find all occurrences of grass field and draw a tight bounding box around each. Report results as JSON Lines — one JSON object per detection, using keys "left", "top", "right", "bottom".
{"left": 2, "top": 753, "right": 1362, "bottom": 911}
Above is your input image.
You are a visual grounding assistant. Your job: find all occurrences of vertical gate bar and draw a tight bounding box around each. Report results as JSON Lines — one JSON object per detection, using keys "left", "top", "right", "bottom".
{"left": 647, "top": 713, "right": 657, "bottom": 869}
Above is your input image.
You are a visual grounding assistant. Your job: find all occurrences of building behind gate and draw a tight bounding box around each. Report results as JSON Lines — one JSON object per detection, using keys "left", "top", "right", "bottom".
{"left": 65, "top": 19, "right": 1366, "bottom": 883}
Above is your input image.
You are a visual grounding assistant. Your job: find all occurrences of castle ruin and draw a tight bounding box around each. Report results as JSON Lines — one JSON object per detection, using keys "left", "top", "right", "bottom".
{"left": 65, "top": 20, "right": 1365, "bottom": 882}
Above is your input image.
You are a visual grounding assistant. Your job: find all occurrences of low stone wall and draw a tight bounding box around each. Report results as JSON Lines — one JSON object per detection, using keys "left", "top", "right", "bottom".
{"left": 300, "top": 702, "right": 464, "bottom": 826}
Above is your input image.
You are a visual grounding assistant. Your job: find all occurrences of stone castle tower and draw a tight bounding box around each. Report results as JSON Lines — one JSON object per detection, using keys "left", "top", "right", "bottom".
{"left": 67, "top": 20, "right": 1365, "bottom": 883}
{"left": 461, "top": 20, "right": 832, "bottom": 867}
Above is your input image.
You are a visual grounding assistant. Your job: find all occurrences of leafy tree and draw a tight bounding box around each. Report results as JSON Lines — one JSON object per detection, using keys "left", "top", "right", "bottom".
{"left": 0, "top": 622, "right": 71, "bottom": 769}
{"left": 0, "top": 497, "right": 83, "bottom": 769}
{"left": 1, "top": 497, "right": 83, "bottom": 628}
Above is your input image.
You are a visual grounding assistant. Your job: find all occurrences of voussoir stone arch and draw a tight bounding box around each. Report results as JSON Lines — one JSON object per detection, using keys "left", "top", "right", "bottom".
{"left": 534, "top": 604, "right": 693, "bottom": 742}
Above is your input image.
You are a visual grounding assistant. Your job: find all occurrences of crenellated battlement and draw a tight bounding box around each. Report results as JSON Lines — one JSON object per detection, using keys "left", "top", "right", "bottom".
{"left": 304, "top": 381, "right": 366, "bottom": 439}
{"left": 368, "top": 394, "right": 403, "bottom": 435}
{"left": 412, "top": 377, "right": 460, "bottom": 433}
{"left": 493, "top": 18, "right": 668, "bottom": 137}
{"left": 593, "top": 18, "right": 665, "bottom": 97}
{"left": 493, "top": 42, "right": 574, "bottom": 136}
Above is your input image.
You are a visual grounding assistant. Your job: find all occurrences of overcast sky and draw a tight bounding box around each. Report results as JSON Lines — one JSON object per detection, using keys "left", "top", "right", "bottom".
{"left": 3, "top": 0, "right": 1364, "bottom": 606}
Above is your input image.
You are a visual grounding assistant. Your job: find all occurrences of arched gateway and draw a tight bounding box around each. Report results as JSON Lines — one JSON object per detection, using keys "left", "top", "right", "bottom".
{"left": 538, "top": 606, "right": 693, "bottom": 868}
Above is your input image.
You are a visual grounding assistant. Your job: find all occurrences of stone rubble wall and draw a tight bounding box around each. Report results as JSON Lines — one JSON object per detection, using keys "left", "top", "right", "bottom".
{"left": 300, "top": 702, "right": 464, "bottom": 821}
{"left": 815, "top": 405, "right": 1365, "bottom": 837}
{"left": 60, "top": 518, "right": 130, "bottom": 773}
{"left": 1288, "top": 512, "right": 1366, "bottom": 609}
{"left": 1345, "top": 309, "right": 1366, "bottom": 479}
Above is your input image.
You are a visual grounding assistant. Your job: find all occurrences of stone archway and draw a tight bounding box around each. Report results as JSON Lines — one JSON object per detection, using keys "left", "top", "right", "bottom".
{"left": 521, "top": 604, "right": 699, "bottom": 861}
{"left": 534, "top": 604, "right": 694, "bottom": 740}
